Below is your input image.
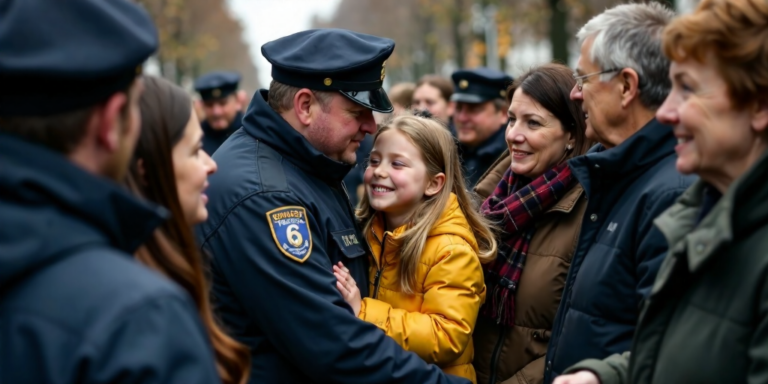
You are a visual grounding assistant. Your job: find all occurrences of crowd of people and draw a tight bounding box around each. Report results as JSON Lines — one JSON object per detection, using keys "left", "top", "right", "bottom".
{"left": 1, "top": 0, "right": 768, "bottom": 383}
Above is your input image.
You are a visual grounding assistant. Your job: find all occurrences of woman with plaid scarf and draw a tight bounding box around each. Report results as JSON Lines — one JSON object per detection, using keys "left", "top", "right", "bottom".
{"left": 471, "top": 64, "right": 593, "bottom": 384}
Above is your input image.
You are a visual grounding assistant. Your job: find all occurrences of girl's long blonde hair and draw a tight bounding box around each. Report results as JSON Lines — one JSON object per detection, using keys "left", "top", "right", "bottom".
{"left": 356, "top": 115, "right": 498, "bottom": 294}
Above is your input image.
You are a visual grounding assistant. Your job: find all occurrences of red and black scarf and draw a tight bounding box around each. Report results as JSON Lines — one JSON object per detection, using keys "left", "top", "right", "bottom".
{"left": 480, "top": 162, "right": 575, "bottom": 326}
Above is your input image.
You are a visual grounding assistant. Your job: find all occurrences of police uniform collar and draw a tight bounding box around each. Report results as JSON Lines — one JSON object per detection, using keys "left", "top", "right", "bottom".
{"left": 0, "top": 133, "right": 168, "bottom": 253}
{"left": 241, "top": 90, "right": 354, "bottom": 182}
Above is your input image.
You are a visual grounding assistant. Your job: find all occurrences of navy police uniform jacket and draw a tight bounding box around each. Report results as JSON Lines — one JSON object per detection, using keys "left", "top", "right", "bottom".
{"left": 459, "top": 124, "right": 507, "bottom": 189}
{"left": 196, "top": 90, "right": 469, "bottom": 384}
{"left": 202, "top": 111, "right": 243, "bottom": 156}
{"left": 542, "top": 119, "right": 696, "bottom": 383}
{"left": 0, "top": 134, "right": 221, "bottom": 384}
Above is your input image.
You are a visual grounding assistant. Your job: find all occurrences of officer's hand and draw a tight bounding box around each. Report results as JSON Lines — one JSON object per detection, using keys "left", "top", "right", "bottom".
{"left": 333, "top": 262, "right": 361, "bottom": 316}
{"left": 553, "top": 371, "right": 600, "bottom": 384}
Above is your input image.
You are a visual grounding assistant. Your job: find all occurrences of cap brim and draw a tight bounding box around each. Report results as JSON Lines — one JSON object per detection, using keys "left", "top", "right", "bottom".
{"left": 339, "top": 88, "right": 393, "bottom": 113}
{"left": 450, "top": 93, "right": 489, "bottom": 104}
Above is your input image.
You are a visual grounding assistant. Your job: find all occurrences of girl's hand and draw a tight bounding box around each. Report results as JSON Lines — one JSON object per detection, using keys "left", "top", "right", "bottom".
{"left": 553, "top": 371, "right": 601, "bottom": 384}
{"left": 333, "top": 262, "right": 361, "bottom": 316}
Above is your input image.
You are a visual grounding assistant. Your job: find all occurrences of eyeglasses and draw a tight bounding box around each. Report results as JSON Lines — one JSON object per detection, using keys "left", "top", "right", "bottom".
{"left": 573, "top": 68, "right": 622, "bottom": 91}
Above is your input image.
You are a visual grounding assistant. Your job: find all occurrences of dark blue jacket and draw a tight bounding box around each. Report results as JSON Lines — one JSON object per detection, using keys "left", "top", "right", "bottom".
{"left": 543, "top": 119, "right": 696, "bottom": 383}
{"left": 0, "top": 134, "right": 221, "bottom": 384}
{"left": 196, "top": 90, "right": 470, "bottom": 384}
{"left": 459, "top": 125, "right": 507, "bottom": 189}
{"left": 202, "top": 111, "right": 243, "bottom": 156}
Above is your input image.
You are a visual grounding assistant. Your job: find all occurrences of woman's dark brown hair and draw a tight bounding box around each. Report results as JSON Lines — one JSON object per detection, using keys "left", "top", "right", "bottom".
{"left": 507, "top": 63, "right": 592, "bottom": 158}
{"left": 127, "top": 75, "right": 250, "bottom": 384}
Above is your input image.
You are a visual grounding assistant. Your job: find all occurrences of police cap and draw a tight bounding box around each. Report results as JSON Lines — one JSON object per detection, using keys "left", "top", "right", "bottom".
{"left": 0, "top": 0, "right": 159, "bottom": 116}
{"left": 451, "top": 67, "right": 514, "bottom": 104}
{"left": 194, "top": 71, "right": 241, "bottom": 101}
{"left": 261, "top": 29, "right": 395, "bottom": 113}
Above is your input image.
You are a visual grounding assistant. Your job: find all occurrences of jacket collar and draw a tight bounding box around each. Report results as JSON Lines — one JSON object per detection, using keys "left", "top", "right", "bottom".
{"left": 202, "top": 111, "right": 243, "bottom": 137}
{"left": 0, "top": 133, "right": 167, "bottom": 253}
{"left": 569, "top": 118, "right": 676, "bottom": 198}
{"left": 548, "top": 183, "right": 584, "bottom": 214}
{"left": 241, "top": 90, "right": 353, "bottom": 183}
{"left": 654, "top": 149, "right": 768, "bottom": 272}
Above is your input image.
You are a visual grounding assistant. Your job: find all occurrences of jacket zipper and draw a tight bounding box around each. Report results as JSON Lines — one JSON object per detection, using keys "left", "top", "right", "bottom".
{"left": 372, "top": 232, "right": 387, "bottom": 299}
{"left": 488, "top": 325, "right": 507, "bottom": 384}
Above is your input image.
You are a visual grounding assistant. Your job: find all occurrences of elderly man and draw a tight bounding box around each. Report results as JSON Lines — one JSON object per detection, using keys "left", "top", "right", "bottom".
{"left": 541, "top": 4, "right": 697, "bottom": 383}
{"left": 196, "top": 29, "right": 469, "bottom": 384}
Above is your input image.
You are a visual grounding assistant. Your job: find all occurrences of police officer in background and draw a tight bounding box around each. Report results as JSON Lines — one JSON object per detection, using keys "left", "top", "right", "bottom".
{"left": 0, "top": 1, "right": 220, "bottom": 383}
{"left": 451, "top": 68, "right": 512, "bottom": 188}
{"left": 194, "top": 71, "right": 245, "bottom": 155}
{"left": 197, "top": 29, "right": 470, "bottom": 384}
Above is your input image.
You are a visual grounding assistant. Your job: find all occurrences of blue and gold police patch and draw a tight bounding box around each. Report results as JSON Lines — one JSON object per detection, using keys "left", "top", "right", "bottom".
{"left": 267, "top": 206, "right": 313, "bottom": 263}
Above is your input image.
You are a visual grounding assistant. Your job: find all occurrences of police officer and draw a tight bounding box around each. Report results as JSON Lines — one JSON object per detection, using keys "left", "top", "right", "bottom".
{"left": 196, "top": 29, "right": 470, "bottom": 384}
{"left": 0, "top": 1, "right": 220, "bottom": 383}
{"left": 194, "top": 71, "right": 245, "bottom": 155}
{"left": 451, "top": 67, "right": 512, "bottom": 188}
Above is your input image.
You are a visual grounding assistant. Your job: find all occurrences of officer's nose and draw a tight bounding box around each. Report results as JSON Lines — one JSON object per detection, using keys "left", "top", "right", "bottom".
{"left": 360, "top": 110, "right": 376, "bottom": 135}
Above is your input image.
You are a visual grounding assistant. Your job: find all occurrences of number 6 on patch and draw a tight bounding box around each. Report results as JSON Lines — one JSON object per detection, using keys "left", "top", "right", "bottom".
{"left": 266, "top": 206, "right": 313, "bottom": 263}
{"left": 286, "top": 224, "right": 303, "bottom": 247}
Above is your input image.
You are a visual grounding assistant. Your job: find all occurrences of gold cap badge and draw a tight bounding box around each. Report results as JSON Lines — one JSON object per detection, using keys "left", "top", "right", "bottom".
{"left": 500, "top": 90, "right": 507, "bottom": 97}
{"left": 459, "top": 79, "right": 469, "bottom": 89}
{"left": 212, "top": 88, "right": 221, "bottom": 98}
{"left": 324, "top": 78, "right": 332, "bottom": 86}
{"left": 380, "top": 61, "right": 386, "bottom": 81}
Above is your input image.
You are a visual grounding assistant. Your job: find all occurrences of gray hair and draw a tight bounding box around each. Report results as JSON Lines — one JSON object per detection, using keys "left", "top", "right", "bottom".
{"left": 576, "top": 2, "right": 676, "bottom": 109}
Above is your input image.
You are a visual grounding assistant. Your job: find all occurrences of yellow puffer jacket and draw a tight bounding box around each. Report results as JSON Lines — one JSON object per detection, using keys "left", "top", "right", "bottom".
{"left": 358, "top": 193, "right": 486, "bottom": 383}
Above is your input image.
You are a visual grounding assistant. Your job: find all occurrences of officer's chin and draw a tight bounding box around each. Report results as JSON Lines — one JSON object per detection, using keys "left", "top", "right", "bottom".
{"left": 341, "top": 150, "right": 358, "bottom": 166}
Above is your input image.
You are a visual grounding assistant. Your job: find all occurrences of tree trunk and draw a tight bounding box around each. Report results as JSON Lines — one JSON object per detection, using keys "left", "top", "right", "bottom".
{"left": 452, "top": 0, "right": 465, "bottom": 69}
{"left": 549, "top": 0, "right": 568, "bottom": 64}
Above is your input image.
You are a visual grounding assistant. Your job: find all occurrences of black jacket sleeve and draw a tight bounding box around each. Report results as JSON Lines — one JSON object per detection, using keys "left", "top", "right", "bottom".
{"left": 89, "top": 294, "right": 222, "bottom": 384}
{"left": 205, "top": 192, "right": 469, "bottom": 384}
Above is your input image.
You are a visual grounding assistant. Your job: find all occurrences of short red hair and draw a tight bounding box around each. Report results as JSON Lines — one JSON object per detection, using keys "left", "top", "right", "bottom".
{"left": 662, "top": 0, "right": 768, "bottom": 107}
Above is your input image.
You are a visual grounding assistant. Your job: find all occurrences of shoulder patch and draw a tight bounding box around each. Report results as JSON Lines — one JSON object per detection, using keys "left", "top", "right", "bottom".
{"left": 266, "top": 206, "right": 313, "bottom": 263}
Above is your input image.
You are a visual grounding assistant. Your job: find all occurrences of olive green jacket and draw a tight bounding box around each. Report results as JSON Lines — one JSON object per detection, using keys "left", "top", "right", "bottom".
{"left": 563, "top": 151, "right": 768, "bottom": 384}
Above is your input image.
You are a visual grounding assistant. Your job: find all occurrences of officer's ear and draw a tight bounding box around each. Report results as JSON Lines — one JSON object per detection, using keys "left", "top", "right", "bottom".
{"left": 293, "top": 88, "right": 316, "bottom": 126}
{"left": 93, "top": 90, "right": 131, "bottom": 153}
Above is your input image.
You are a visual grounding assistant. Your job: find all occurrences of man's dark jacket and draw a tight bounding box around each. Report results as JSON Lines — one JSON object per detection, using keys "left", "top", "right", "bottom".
{"left": 0, "top": 134, "right": 221, "bottom": 384}
{"left": 459, "top": 124, "right": 507, "bottom": 189}
{"left": 543, "top": 119, "right": 696, "bottom": 383}
{"left": 196, "top": 90, "right": 469, "bottom": 384}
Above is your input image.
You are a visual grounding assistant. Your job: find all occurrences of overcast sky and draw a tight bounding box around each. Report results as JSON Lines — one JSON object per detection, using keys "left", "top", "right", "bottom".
{"left": 229, "top": 0, "right": 342, "bottom": 88}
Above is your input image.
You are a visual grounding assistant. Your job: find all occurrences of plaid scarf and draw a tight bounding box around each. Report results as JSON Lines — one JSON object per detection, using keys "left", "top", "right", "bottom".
{"left": 480, "top": 162, "right": 575, "bottom": 326}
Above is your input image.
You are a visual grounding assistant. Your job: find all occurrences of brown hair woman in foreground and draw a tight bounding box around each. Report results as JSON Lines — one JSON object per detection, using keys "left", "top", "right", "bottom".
{"left": 128, "top": 75, "right": 250, "bottom": 384}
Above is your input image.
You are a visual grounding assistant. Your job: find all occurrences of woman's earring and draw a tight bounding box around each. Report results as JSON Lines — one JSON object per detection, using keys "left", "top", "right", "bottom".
{"left": 566, "top": 144, "right": 572, "bottom": 151}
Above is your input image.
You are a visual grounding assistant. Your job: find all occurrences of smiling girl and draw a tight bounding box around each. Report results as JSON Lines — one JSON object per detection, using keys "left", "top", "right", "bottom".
{"left": 333, "top": 115, "right": 497, "bottom": 383}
